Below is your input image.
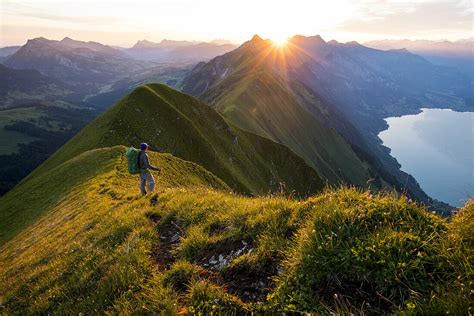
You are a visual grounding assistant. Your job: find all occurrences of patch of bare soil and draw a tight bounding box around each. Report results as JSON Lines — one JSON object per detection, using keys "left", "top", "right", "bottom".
{"left": 220, "top": 258, "right": 278, "bottom": 302}
{"left": 151, "top": 220, "right": 183, "bottom": 269}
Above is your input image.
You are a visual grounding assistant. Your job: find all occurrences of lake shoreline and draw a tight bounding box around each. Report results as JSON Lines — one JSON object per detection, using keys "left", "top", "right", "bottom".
{"left": 378, "top": 108, "right": 474, "bottom": 207}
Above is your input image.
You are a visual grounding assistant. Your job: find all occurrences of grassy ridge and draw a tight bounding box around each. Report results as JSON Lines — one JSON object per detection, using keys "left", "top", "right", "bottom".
{"left": 0, "top": 145, "right": 471, "bottom": 314}
{"left": 0, "top": 146, "right": 228, "bottom": 245}
{"left": 27, "top": 83, "right": 322, "bottom": 196}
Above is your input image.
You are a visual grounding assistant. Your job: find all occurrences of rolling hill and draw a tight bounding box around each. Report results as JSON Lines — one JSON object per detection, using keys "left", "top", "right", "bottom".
{"left": 28, "top": 83, "right": 323, "bottom": 196}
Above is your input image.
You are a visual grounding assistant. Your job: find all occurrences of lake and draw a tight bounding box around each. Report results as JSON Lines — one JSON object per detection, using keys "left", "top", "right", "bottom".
{"left": 379, "top": 108, "right": 473, "bottom": 207}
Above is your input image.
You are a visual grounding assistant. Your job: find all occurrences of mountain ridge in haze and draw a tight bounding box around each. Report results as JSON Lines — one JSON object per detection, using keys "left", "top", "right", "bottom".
{"left": 4, "top": 37, "right": 154, "bottom": 94}
{"left": 126, "top": 38, "right": 237, "bottom": 63}
{"left": 365, "top": 38, "right": 474, "bottom": 76}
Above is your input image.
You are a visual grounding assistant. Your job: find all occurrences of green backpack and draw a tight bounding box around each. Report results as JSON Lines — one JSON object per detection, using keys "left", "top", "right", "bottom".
{"left": 126, "top": 147, "right": 141, "bottom": 174}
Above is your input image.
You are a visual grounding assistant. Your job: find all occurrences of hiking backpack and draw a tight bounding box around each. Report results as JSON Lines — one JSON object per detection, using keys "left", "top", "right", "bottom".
{"left": 126, "top": 147, "right": 141, "bottom": 174}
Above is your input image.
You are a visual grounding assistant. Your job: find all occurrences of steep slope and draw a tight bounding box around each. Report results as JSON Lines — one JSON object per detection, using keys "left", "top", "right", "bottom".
{"left": 0, "top": 46, "right": 20, "bottom": 62}
{"left": 288, "top": 37, "right": 473, "bottom": 133}
{"left": 0, "top": 146, "right": 227, "bottom": 245}
{"left": 183, "top": 36, "right": 404, "bottom": 190}
{"left": 0, "top": 46, "right": 20, "bottom": 57}
{"left": 28, "top": 83, "right": 322, "bottom": 196}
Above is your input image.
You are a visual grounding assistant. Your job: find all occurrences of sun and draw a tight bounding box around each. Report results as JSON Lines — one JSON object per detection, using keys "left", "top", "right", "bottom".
{"left": 271, "top": 35, "right": 289, "bottom": 46}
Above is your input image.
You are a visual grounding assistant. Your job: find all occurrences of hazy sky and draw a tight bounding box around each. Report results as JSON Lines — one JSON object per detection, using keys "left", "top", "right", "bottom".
{"left": 1, "top": 0, "right": 472, "bottom": 46}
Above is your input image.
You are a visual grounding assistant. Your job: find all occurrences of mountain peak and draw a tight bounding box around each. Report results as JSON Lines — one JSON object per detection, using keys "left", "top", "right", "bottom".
{"left": 346, "top": 40, "right": 362, "bottom": 46}
{"left": 27, "top": 37, "right": 49, "bottom": 43}
{"left": 133, "top": 39, "right": 157, "bottom": 48}
{"left": 235, "top": 34, "right": 271, "bottom": 51}
{"left": 251, "top": 34, "right": 264, "bottom": 42}
{"left": 290, "top": 34, "right": 326, "bottom": 45}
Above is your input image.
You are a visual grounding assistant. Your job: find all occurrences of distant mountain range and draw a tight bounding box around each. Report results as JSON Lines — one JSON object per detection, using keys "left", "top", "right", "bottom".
{"left": 3, "top": 37, "right": 155, "bottom": 94}
{"left": 124, "top": 39, "right": 237, "bottom": 63}
{"left": 365, "top": 38, "right": 474, "bottom": 76}
{"left": 0, "top": 64, "right": 72, "bottom": 108}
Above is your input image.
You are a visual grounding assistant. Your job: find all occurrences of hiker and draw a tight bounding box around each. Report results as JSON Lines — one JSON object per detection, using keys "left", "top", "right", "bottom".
{"left": 138, "top": 142, "right": 161, "bottom": 195}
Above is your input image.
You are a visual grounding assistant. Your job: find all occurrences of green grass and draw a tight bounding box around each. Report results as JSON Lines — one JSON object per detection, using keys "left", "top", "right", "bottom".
{"left": 0, "top": 106, "right": 77, "bottom": 155}
{"left": 0, "top": 144, "right": 471, "bottom": 314}
{"left": 0, "top": 107, "right": 42, "bottom": 154}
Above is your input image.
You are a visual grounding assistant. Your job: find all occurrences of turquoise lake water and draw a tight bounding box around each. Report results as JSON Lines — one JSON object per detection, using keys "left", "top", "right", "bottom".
{"left": 379, "top": 108, "right": 473, "bottom": 207}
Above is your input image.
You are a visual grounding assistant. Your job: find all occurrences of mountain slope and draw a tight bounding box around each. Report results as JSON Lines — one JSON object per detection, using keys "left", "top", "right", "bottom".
{"left": 0, "top": 146, "right": 228, "bottom": 245}
{"left": 183, "top": 36, "right": 405, "bottom": 190}
{"left": 0, "top": 85, "right": 469, "bottom": 314}
{"left": 28, "top": 83, "right": 323, "bottom": 196}
{"left": 0, "top": 46, "right": 21, "bottom": 62}
{"left": 0, "top": 64, "right": 72, "bottom": 108}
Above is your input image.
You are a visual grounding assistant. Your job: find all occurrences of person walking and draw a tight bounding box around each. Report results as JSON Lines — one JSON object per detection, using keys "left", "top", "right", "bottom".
{"left": 138, "top": 142, "right": 160, "bottom": 195}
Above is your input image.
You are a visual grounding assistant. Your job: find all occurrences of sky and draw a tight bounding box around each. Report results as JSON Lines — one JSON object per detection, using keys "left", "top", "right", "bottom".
{"left": 0, "top": 0, "right": 473, "bottom": 47}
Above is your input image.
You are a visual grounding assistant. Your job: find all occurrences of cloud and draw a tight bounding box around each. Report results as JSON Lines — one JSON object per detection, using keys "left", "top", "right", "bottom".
{"left": 338, "top": 0, "right": 473, "bottom": 37}
{"left": 2, "top": 0, "right": 122, "bottom": 25}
